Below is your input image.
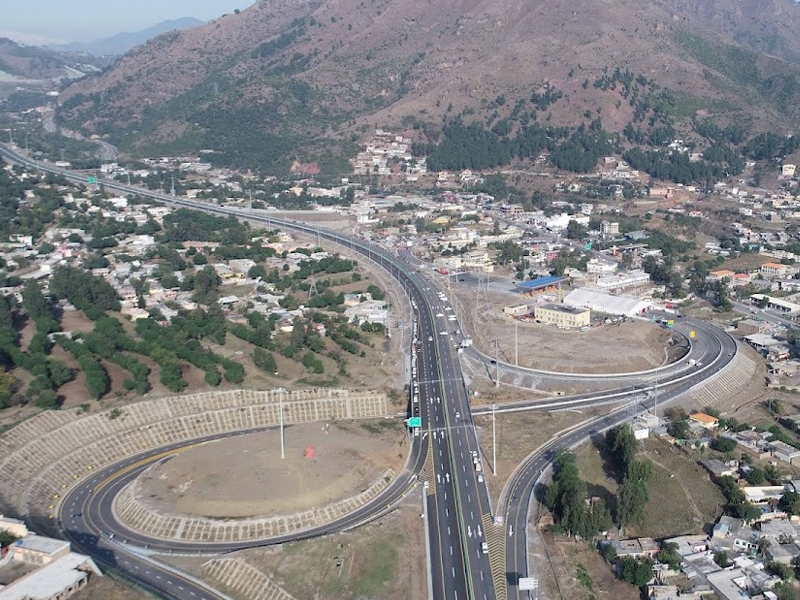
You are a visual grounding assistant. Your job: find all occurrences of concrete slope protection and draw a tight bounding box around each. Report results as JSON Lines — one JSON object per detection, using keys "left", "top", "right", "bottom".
{"left": 0, "top": 144, "right": 733, "bottom": 600}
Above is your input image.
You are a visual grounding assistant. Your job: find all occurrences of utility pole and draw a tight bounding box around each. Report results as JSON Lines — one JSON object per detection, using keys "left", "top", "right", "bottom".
{"left": 494, "top": 338, "right": 500, "bottom": 388}
{"left": 278, "top": 388, "right": 286, "bottom": 459}
{"left": 492, "top": 403, "right": 497, "bottom": 476}
{"left": 515, "top": 319, "right": 519, "bottom": 367}
{"left": 170, "top": 175, "right": 176, "bottom": 197}
{"left": 653, "top": 370, "right": 659, "bottom": 418}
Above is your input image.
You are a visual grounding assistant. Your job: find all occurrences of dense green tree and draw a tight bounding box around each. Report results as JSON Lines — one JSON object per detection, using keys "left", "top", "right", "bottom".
{"left": 619, "top": 556, "right": 654, "bottom": 587}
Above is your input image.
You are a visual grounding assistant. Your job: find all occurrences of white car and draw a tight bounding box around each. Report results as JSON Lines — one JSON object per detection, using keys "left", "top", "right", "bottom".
{"left": 428, "top": 336, "right": 433, "bottom": 341}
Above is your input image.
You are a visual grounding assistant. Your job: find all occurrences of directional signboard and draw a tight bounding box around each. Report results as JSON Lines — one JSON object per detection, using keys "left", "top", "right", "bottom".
{"left": 519, "top": 577, "right": 539, "bottom": 591}
{"left": 408, "top": 416, "right": 422, "bottom": 428}
{"left": 87, "top": 177, "right": 96, "bottom": 184}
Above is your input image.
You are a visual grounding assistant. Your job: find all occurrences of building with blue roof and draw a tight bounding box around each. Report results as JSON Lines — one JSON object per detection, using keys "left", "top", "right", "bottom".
{"left": 514, "top": 276, "right": 564, "bottom": 294}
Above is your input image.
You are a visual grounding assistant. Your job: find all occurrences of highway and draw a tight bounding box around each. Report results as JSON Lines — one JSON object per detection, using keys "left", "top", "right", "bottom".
{"left": 0, "top": 143, "right": 735, "bottom": 600}
{"left": 0, "top": 143, "right": 498, "bottom": 600}
{"left": 501, "top": 323, "right": 738, "bottom": 599}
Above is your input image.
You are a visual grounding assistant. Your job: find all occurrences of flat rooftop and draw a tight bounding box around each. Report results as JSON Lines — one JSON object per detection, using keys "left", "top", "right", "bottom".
{"left": 13, "top": 535, "right": 70, "bottom": 555}
{"left": 515, "top": 276, "right": 564, "bottom": 290}
{"left": 539, "top": 303, "right": 588, "bottom": 315}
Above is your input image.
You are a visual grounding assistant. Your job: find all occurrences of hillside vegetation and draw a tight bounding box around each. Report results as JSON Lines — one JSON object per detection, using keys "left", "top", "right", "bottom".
{"left": 57, "top": 0, "right": 800, "bottom": 174}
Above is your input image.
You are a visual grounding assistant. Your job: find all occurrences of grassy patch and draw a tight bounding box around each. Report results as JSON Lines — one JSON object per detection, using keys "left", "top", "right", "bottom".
{"left": 576, "top": 564, "right": 594, "bottom": 591}
{"left": 360, "top": 419, "right": 404, "bottom": 435}
{"left": 351, "top": 535, "right": 401, "bottom": 597}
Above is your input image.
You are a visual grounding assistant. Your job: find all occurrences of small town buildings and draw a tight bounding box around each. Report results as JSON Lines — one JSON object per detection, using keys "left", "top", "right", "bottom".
{"left": 0, "top": 535, "right": 102, "bottom": 600}
{"left": 688, "top": 413, "right": 719, "bottom": 430}
{"left": 609, "top": 537, "right": 659, "bottom": 559}
{"left": 533, "top": 304, "right": 591, "bottom": 328}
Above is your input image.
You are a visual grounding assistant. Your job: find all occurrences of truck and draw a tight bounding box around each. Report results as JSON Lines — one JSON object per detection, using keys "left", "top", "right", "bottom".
{"left": 460, "top": 338, "right": 473, "bottom": 349}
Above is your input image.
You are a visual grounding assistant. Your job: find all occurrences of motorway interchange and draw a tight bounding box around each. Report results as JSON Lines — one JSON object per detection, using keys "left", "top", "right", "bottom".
{"left": 0, "top": 143, "right": 738, "bottom": 600}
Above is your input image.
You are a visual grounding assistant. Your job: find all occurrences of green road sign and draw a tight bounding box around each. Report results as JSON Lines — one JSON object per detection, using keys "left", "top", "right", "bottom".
{"left": 585, "top": 243, "right": 592, "bottom": 250}
{"left": 87, "top": 177, "right": 96, "bottom": 184}
{"left": 408, "top": 416, "right": 422, "bottom": 428}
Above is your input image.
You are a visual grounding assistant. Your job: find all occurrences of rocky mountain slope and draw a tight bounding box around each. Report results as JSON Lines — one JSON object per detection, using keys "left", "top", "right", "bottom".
{"left": 57, "top": 0, "right": 800, "bottom": 173}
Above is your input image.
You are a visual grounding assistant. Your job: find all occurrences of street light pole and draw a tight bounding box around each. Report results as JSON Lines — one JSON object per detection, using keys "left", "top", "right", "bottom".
{"left": 492, "top": 403, "right": 497, "bottom": 476}
{"left": 495, "top": 338, "right": 500, "bottom": 388}
{"left": 515, "top": 319, "right": 519, "bottom": 367}
{"left": 278, "top": 387, "right": 286, "bottom": 459}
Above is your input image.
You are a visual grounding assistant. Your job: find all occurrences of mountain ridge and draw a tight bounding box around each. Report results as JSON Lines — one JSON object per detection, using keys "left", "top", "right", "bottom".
{"left": 50, "top": 17, "right": 205, "bottom": 57}
{"left": 57, "top": 0, "right": 800, "bottom": 174}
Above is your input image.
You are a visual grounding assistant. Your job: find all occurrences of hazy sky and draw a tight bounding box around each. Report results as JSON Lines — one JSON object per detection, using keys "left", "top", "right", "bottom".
{"left": 4, "top": 1, "right": 256, "bottom": 43}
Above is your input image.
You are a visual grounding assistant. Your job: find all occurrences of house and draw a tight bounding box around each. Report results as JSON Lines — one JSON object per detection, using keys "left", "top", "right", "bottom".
{"left": 782, "top": 164, "right": 797, "bottom": 177}
{"left": 533, "top": 304, "right": 591, "bottom": 328}
{"left": 610, "top": 537, "right": 659, "bottom": 559}
{"left": 707, "top": 566, "right": 780, "bottom": 600}
{"left": 770, "top": 440, "right": 800, "bottom": 464}
{"left": 0, "top": 535, "right": 102, "bottom": 600}
{"left": 707, "top": 269, "right": 735, "bottom": 282}
{"left": 701, "top": 459, "right": 737, "bottom": 478}
{"left": 760, "top": 262, "right": 791, "bottom": 278}
{"left": 688, "top": 413, "right": 719, "bottom": 429}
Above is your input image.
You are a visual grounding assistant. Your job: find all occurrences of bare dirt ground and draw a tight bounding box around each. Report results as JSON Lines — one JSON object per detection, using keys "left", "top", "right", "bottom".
{"left": 474, "top": 409, "right": 601, "bottom": 507}
{"left": 136, "top": 420, "right": 407, "bottom": 518}
{"left": 544, "top": 537, "right": 639, "bottom": 600}
{"left": 166, "top": 498, "right": 427, "bottom": 600}
{"left": 449, "top": 280, "right": 670, "bottom": 374}
{"left": 71, "top": 576, "right": 148, "bottom": 600}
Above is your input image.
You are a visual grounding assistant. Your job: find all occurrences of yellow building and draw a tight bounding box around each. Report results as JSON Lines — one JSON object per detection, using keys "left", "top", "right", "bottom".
{"left": 534, "top": 304, "right": 591, "bottom": 328}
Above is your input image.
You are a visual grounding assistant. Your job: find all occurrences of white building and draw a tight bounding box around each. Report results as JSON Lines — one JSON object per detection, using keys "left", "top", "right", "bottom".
{"left": 564, "top": 288, "right": 651, "bottom": 317}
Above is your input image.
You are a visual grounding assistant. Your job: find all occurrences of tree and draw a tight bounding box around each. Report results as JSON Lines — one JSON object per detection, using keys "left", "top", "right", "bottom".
{"left": 711, "top": 437, "right": 738, "bottom": 453}
{"left": 618, "top": 478, "right": 649, "bottom": 528}
{"left": 607, "top": 424, "right": 638, "bottom": 473}
{"left": 252, "top": 348, "right": 277, "bottom": 374}
{"left": 566, "top": 219, "right": 587, "bottom": 240}
{"left": 194, "top": 265, "right": 221, "bottom": 301}
{"left": 780, "top": 491, "right": 800, "bottom": 516}
{"left": 714, "top": 550, "right": 731, "bottom": 568}
{"left": 22, "top": 280, "right": 52, "bottom": 320}
{"left": 767, "top": 560, "right": 793, "bottom": 581}
{"left": 745, "top": 467, "right": 766, "bottom": 485}
{"left": 657, "top": 543, "right": 682, "bottom": 570}
{"left": 774, "top": 581, "right": 797, "bottom": 600}
{"left": 619, "top": 556, "right": 653, "bottom": 587}
{"left": 667, "top": 418, "right": 690, "bottom": 439}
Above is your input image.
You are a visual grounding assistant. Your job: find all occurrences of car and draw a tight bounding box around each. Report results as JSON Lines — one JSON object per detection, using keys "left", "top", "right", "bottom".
{"left": 428, "top": 336, "right": 433, "bottom": 341}
{"left": 455, "top": 411, "right": 460, "bottom": 419}
{"left": 477, "top": 474, "right": 484, "bottom": 483}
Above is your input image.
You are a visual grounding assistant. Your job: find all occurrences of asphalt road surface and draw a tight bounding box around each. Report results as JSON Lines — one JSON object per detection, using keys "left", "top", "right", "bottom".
{"left": 0, "top": 143, "right": 734, "bottom": 600}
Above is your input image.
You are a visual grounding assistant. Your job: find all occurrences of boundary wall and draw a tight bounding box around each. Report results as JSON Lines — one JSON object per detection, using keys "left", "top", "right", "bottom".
{"left": 114, "top": 468, "right": 395, "bottom": 542}
{"left": 0, "top": 389, "right": 389, "bottom": 523}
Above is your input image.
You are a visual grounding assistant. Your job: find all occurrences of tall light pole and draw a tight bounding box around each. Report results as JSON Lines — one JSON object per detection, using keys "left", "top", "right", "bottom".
{"left": 278, "top": 387, "right": 286, "bottom": 459}
{"left": 492, "top": 403, "right": 497, "bottom": 476}
{"left": 494, "top": 338, "right": 500, "bottom": 388}
{"left": 515, "top": 319, "right": 519, "bottom": 367}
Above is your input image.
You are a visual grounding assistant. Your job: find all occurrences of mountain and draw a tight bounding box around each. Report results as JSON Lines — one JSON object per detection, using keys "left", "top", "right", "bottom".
{"left": 57, "top": 0, "right": 800, "bottom": 175}
{"left": 0, "top": 38, "right": 109, "bottom": 81}
{"left": 51, "top": 17, "right": 204, "bottom": 56}
{"left": 0, "top": 30, "right": 65, "bottom": 46}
